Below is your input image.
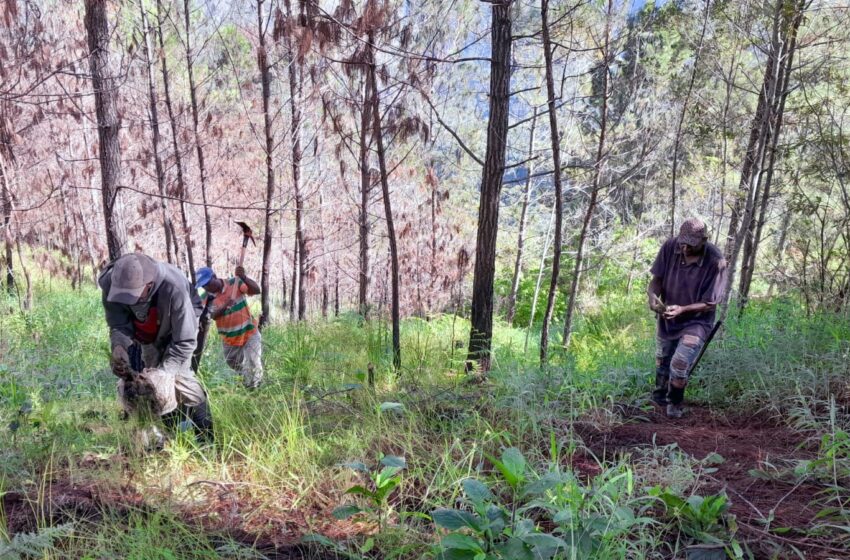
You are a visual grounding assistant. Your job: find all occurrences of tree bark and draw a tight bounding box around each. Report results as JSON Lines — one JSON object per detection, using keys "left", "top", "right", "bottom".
{"left": 368, "top": 36, "right": 401, "bottom": 371}
{"left": 1, "top": 148, "right": 15, "bottom": 296}
{"left": 358, "top": 75, "right": 373, "bottom": 319}
{"left": 539, "top": 0, "right": 565, "bottom": 365}
{"left": 562, "top": 0, "right": 611, "bottom": 350}
{"left": 525, "top": 200, "right": 556, "bottom": 354}
{"left": 721, "top": 0, "right": 804, "bottom": 316}
{"left": 85, "top": 0, "right": 127, "bottom": 261}
{"left": 257, "top": 0, "right": 276, "bottom": 328}
{"left": 284, "top": 0, "right": 307, "bottom": 321}
{"left": 506, "top": 107, "right": 537, "bottom": 326}
{"left": 140, "top": 2, "right": 175, "bottom": 264}
{"left": 156, "top": 0, "right": 195, "bottom": 282}
{"left": 182, "top": 0, "right": 212, "bottom": 266}
{"left": 467, "top": 1, "right": 513, "bottom": 373}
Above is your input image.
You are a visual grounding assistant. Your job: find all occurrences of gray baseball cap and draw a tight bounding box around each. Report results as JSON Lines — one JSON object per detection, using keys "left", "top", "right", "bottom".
{"left": 107, "top": 254, "right": 158, "bottom": 305}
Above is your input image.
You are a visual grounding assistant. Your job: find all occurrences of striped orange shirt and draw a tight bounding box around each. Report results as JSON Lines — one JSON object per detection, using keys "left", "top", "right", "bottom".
{"left": 206, "top": 277, "right": 257, "bottom": 347}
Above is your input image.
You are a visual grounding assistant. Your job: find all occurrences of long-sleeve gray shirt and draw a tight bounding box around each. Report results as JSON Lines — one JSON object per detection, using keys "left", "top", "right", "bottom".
{"left": 99, "top": 258, "right": 202, "bottom": 372}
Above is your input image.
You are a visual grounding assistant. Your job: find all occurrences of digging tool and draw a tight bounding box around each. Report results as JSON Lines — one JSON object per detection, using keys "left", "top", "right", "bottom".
{"left": 235, "top": 221, "right": 256, "bottom": 267}
{"left": 686, "top": 320, "right": 723, "bottom": 378}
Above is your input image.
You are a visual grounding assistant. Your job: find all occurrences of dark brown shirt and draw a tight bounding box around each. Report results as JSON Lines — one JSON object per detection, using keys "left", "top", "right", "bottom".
{"left": 650, "top": 237, "right": 727, "bottom": 341}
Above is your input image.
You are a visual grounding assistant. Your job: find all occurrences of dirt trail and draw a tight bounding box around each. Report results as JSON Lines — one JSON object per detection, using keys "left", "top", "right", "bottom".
{"left": 575, "top": 404, "right": 849, "bottom": 559}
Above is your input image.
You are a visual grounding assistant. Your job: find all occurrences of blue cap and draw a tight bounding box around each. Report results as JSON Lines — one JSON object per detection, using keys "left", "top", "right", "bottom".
{"left": 195, "top": 267, "right": 215, "bottom": 289}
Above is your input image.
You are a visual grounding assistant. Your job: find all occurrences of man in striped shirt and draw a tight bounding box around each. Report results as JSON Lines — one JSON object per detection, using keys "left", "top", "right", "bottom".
{"left": 195, "top": 266, "right": 263, "bottom": 389}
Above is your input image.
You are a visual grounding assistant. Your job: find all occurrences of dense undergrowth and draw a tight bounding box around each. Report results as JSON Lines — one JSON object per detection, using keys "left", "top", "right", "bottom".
{"left": 1, "top": 281, "right": 849, "bottom": 559}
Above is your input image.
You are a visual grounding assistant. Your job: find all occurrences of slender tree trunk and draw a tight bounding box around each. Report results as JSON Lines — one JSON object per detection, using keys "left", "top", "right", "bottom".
{"left": 182, "top": 0, "right": 212, "bottom": 266}
{"left": 283, "top": 0, "right": 307, "bottom": 321}
{"left": 721, "top": 0, "right": 804, "bottom": 316}
{"left": 318, "top": 187, "right": 329, "bottom": 319}
{"left": 507, "top": 107, "right": 537, "bottom": 325}
{"left": 368, "top": 37, "right": 401, "bottom": 371}
{"left": 14, "top": 222, "right": 31, "bottom": 311}
{"left": 539, "top": 0, "right": 565, "bottom": 365}
{"left": 290, "top": 235, "right": 298, "bottom": 320}
{"left": 257, "top": 0, "right": 276, "bottom": 328}
{"left": 140, "top": 2, "right": 175, "bottom": 264}
{"left": 670, "top": 0, "right": 711, "bottom": 236}
{"left": 562, "top": 0, "right": 611, "bottom": 350}
{"left": 714, "top": 44, "right": 740, "bottom": 243}
{"left": 157, "top": 0, "right": 195, "bottom": 282}
{"left": 334, "top": 260, "right": 340, "bottom": 317}
{"left": 467, "top": 1, "right": 513, "bottom": 373}
{"left": 85, "top": 0, "right": 127, "bottom": 261}
{"left": 358, "top": 76, "right": 373, "bottom": 319}
{"left": 0, "top": 137, "right": 14, "bottom": 295}
{"left": 525, "top": 200, "right": 556, "bottom": 353}
{"left": 428, "top": 169, "right": 437, "bottom": 314}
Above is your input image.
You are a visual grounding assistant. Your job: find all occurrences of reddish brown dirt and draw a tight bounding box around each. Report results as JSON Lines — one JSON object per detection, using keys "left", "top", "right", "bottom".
{"left": 2, "top": 478, "right": 346, "bottom": 559}
{"left": 575, "top": 405, "right": 849, "bottom": 559}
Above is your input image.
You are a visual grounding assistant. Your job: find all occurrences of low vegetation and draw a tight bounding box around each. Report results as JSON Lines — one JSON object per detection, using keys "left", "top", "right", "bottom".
{"left": 1, "top": 279, "right": 849, "bottom": 559}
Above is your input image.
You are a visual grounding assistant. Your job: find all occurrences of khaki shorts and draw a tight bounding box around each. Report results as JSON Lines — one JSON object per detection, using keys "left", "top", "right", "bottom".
{"left": 222, "top": 332, "right": 263, "bottom": 388}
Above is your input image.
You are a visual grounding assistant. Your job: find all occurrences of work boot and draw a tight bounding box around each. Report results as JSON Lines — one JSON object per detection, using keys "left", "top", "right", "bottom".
{"left": 651, "top": 373, "right": 669, "bottom": 407}
{"left": 187, "top": 401, "right": 214, "bottom": 444}
{"left": 666, "top": 403, "right": 684, "bottom": 419}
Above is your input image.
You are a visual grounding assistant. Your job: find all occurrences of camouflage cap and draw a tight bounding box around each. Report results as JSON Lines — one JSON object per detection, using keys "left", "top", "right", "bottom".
{"left": 678, "top": 217, "right": 707, "bottom": 247}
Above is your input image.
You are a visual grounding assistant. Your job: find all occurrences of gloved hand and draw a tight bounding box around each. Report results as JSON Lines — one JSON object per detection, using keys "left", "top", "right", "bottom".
{"left": 111, "top": 346, "right": 134, "bottom": 380}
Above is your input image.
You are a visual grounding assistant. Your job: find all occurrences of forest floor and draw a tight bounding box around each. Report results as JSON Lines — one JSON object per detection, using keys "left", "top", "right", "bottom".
{"left": 2, "top": 283, "right": 850, "bottom": 559}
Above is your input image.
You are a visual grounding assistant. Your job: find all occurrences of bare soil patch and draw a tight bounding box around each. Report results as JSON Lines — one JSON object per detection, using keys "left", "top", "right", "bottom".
{"left": 575, "top": 404, "right": 849, "bottom": 559}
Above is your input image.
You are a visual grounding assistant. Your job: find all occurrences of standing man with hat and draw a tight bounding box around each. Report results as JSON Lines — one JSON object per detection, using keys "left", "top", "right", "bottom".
{"left": 647, "top": 218, "right": 727, "bottom": 418}
{"left": 195, "top": 265, "right": 263, "bottom": 389}
{"left": 98, "top": 253, "right": 214, "bottom": 442}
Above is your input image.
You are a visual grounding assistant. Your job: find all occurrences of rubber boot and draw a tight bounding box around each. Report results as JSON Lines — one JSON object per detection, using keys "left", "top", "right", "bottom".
{"left": 187, "top": 400, "right": 214, "bottom": 444}
{"left": 652, "top": 372, "right": 670, "bottom": 407}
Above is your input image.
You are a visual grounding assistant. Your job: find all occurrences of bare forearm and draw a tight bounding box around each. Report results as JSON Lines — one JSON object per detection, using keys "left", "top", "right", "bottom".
{"left": 241, "top": 275, "right": 261, "bottom": 295}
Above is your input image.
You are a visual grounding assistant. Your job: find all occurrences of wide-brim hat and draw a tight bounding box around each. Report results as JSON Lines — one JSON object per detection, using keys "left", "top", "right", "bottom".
{"left": 107, "top": 254, "right": 158, "bottom": 305}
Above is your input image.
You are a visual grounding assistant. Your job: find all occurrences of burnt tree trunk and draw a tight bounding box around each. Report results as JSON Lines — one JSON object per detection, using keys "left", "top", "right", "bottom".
{"left": 539, "top": 0, "right": 565, "bottom": 365}
{"left": 182, "top": 0, "right": 212, "bottom": 266}
{"left": 466, "top": 1, "right": 513, "bottom": 373}
{"left": 257, "top": 0, "right": 277, "bottom": 328}
{"left": 85, "top": 0, "right": 127, "bottom": 261}
{"left": 368, "top": 37, "right": 401, "bottom": 371}
{"left": 506, "top": 107, "right": 537, "bottom": 326}
{"left": 562, "top": 0, "right": 611, "bottom": 350}
{"left": 140, "top": 2, "right": 175, "bottom": 264}
{"left": 156, "top": 0, "right": 195, "bottom": 282}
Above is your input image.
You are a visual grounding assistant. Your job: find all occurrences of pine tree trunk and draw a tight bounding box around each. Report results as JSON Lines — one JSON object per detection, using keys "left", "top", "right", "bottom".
{"left": 85, "top": 0, "right": 127, "bottom": 261}
{"left": 182, "top": 0, "right": 212, "bottom": 266}
{"left": 157, "top": 0, "right": 195, "bottom": 282}
{"left": 140, "top": 2, "right": 175, "bottom": 264}
{"left": 257, "top": 0, "right": 276, "bottom": 328}
{"left": 506, "top": 107, "right": 537, "bottom": 326}
{"left": 562, "top": 0, "right": 611, "bottom": 350}
{"left": 467, "top": 1, "right": 513, "bottom": 373}
{"left": 358, "top": 76, "right": 373, "bottom": 319}
{"left": 369, "top": 38, "right": 401, "bottom": 372}
{"left": 539, "top": 0, "right": 565, "bottom": 365}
